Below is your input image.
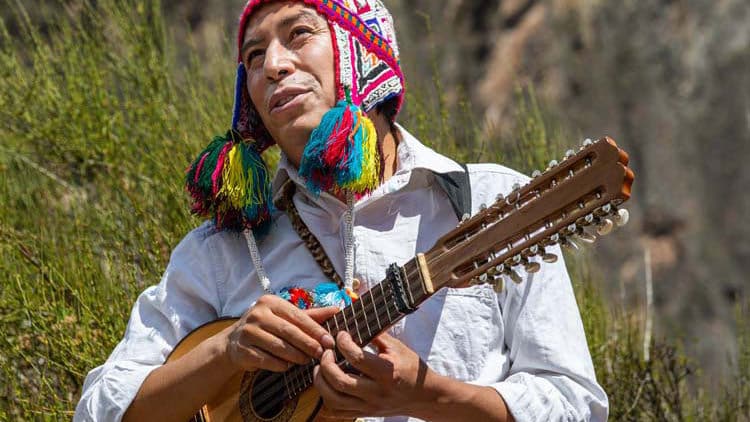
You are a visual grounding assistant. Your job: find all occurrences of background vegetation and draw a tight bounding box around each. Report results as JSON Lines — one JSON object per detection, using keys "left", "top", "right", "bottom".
{"left": 1, "top": 0, "right": 748, "bottom": 420}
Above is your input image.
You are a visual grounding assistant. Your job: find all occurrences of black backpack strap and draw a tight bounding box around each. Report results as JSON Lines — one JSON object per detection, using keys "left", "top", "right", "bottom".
{"left": 431, "top": 164, "right": 472, "bottom": 222}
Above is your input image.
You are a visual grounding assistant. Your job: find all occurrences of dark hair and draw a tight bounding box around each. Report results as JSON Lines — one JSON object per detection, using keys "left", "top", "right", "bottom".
{"left": 376, "top": 96, "right": 399, "bottom": 132}
{"left": 376, "top": 96, "right": 399, "bottom": 121}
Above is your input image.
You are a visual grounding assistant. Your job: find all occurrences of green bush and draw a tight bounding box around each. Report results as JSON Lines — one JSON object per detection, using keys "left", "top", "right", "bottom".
{"left": 0, "top": 0, "right": 747, "bottom": 420}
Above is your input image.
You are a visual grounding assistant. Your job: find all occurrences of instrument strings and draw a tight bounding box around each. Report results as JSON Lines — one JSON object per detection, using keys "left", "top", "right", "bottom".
{"left": 251, "top": 276, "right": 417, "bottom": 415}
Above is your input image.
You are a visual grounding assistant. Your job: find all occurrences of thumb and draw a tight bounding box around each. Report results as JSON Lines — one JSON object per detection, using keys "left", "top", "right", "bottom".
{"left": 304, "top": 306, "right": 340, "bottom": 323}
{"left": 371, "top": 331, "right": 399, "bottom": 353}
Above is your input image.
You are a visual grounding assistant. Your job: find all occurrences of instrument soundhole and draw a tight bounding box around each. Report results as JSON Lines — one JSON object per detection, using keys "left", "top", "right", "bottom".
{"left": 242, "top": 370, "right": 289, "bottom": 421}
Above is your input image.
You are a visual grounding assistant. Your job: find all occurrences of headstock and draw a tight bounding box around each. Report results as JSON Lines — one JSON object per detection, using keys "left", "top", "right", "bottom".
{"left": 423, "top": 136, "right": 634, "bottom": 292}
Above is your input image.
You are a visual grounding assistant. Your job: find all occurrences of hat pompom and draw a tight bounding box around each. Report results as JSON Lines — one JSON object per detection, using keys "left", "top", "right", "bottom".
{"left": 299, "top": 88, "right": 380, "bottom": 196}
{"left": 185, "top": 130, "right": 274, "bottom": 234}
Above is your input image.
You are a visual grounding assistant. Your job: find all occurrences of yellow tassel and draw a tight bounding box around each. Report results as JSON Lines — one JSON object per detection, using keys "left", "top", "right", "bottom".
{"left": 345, "top": 111, "right": 380, "bottom": 192}
{"left": 219, "top": 145, "right": 247, "bottom": 209}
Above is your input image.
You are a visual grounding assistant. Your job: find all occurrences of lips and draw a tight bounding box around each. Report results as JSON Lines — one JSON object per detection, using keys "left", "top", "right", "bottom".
{"left": 269, "top": 88, "right": 310, "bottom": 113}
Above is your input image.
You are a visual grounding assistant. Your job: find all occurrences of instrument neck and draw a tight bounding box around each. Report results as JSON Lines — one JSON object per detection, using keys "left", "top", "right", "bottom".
{"left": 322, "top": 258, "right": 431, "bottom": 347}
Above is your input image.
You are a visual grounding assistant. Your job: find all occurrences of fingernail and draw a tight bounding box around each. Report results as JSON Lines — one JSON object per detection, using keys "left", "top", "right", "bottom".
{"left": 316, "top": 345, "right": 324, "bottom": 358}
{"left": 321, "top": 333, "right": 335, "bottom": 349}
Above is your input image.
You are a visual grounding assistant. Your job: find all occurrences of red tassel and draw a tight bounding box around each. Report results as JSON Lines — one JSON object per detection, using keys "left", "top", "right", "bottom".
{"left": 287, "top": 287, "right": 313, "bottom": 309}
{"left": 211, "top": 143, "right": 232, "bottom": 196}
{"left": 322, "top": 107, "right": 354, "bottom": 167}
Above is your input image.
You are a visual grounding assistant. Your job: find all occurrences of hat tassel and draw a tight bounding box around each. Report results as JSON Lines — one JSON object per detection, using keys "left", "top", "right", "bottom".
{"left": 299, "top": 87, "right": 380, "bottom": 195}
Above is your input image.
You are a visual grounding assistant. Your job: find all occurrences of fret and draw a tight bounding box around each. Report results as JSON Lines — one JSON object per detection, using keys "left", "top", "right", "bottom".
{"left": 366, "top": 291, "right": 382, "bottom": 332}
{"left": 336, "top": 311, "right": 348, "bottom": 338}
{"left": 378, "top": 283, "right": 393, "bottom": 324}
{"left": 358, "top": 294, "right": 372, "bottom": 338}
{"left": 324, "top": 319, "right": 333, "bottom": 336}
{"left": 332, "top": 312, "right": 341, "bottom": 335}
{"left": 347, "top": 306, "right": 363, "bottom": 345}
{"left": 402, "top": 265, "right": 416, "bottom": 306}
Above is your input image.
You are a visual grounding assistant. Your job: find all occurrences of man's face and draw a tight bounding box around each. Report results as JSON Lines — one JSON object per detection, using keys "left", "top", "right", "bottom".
{"left": 242, "top": 2, "right": 337, "bottom": 165}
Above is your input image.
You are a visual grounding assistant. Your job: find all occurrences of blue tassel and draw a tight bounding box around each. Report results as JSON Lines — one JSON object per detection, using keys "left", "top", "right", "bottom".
{"left": 313, "top": 282, "right": 353, "bottom": 308}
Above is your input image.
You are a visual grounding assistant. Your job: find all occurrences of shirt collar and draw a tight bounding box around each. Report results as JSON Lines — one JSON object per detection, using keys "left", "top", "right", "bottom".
{"left": 271, "top": 123, "right": 464, "bottom": 207}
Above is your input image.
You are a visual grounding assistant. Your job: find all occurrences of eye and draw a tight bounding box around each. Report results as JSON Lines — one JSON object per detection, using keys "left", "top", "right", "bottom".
{"left": 290, "top": 26, "right": 313, "bottom": 40}
{"left": 245, "top": 50, "right": 264, "bottom": 68}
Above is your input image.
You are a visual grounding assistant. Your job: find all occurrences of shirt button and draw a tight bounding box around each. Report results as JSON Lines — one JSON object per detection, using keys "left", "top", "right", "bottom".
{"left": 352, "top": 278, "right": 362, "bottom": 291}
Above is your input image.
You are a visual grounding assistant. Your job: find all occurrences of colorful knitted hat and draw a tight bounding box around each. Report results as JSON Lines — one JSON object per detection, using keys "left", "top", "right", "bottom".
{"left": 186, "top": 0, "right": 405, "bottom": 233}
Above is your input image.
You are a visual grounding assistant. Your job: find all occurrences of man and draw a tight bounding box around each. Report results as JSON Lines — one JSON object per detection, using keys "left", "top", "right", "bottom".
{"left": 75, "top": 1, "right": 608, "bottom": 421}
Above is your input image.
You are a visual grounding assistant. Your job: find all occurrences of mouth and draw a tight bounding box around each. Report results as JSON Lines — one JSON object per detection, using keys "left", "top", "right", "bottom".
{"left": 269, "top": 88, "right": 310, "bottom": 114}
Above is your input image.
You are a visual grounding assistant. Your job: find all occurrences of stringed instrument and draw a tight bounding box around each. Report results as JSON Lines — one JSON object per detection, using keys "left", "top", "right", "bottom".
{"left": 167, "top": 136, "right": 635, "bottom": 422}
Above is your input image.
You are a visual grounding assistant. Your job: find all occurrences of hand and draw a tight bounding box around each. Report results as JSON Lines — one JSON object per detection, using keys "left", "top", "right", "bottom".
{"left": 313, "top": 331, "right": 436, "bottom": 419}
{"left": 224, "top": 295, "right": 338, "bottom": 372}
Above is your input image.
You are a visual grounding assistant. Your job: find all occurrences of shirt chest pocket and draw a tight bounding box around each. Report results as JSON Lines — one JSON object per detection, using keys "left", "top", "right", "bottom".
{"left": 397, "top": 284, "right": 504, "bottom": 382}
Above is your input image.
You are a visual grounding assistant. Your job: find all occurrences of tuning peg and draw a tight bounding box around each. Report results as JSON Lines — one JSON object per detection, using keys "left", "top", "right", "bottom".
{"left": 493, "top": 277, "right": 505, "bottom": 293}
{"left": 531, "top": 170, "right": 542, "bottom": 178}
{"left": 495, "top": 193, "right": 504, "bottom": 202}
{"left": 615, "top": 208, "right": 630, "bottom": 226}
{"left": 461, "top": 213, "right": 471, "bottom": 223}
{"left": 509, "top": 269, "right": 523, "bottom": 284}
{"left": 511, "top": 254, "right": 523, "bottom": 266}
{"left": 596, "top": 218, "right": 614, "bottom": 235}
{"left": 560, "top": 236, "right": 580, "bottom": 251}
{"left": 575, "top": 230, "right": 597, "bottom": 244}
{"left": 479, "top": 203, "right": 488, "bottom": 212}
{"left": 512, "top": 182, "right": 521, "bottom": 191}
{"left": 548, "top": 233, "right": 560, "bottom": 245}
{"left": 525, "top": 261, "right": 541, "bottom": 273}
{"left": 595, "top": 203, "right": 613, "bottom": 217}
{"left": 548, "top": 159, "right": 559, "bottom": 168}
{"left": 564, "top": 223, "right": 578, "bottom": 236}
{"left": 528, "top": 245, "right": 539, "bottom": 256}
{"left": 565, "top": 149, "right": 575, "bottom": 159}
{"left": 582, "top": 138, "right": 593, "bottom": 147}
{"left": 542, "top": 251, "right": 559, "bottom": 263}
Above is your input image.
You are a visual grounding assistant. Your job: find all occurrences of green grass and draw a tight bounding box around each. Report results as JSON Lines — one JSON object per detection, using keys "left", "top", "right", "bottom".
{"left": 0, "top": 0, "right": 748, "bottom": 420}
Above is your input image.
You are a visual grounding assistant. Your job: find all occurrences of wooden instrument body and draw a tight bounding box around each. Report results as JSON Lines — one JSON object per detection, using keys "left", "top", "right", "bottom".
{"left": 167, "top": 319, "right": 348, "bottom": 422}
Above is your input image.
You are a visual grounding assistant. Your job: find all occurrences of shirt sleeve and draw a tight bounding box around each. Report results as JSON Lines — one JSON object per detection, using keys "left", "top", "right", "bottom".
{"left": 490, "top": 250, "right": 609, "bottom": 422}
{"left": 465, "top": 164, "right": 608, "bottom": 421}
{"left": 74, "top": 223, "right": 223, "bottom": 422}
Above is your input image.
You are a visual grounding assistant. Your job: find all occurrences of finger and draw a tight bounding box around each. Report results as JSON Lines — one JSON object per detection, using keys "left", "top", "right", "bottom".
{"left": 318, "top": 349, "right": 380, "bottom": 400}
{"left": 244, "top": 325, "right": 310, "bottom": 365}
{"left": 272, "top": 300, "right": 336, "bottom": 349}
{"left": 371, "top": 332, "right": 399, "bottom": 354}
{"left": 314, "top": 358, "right": 368, "bottom": 412}
{"left": 234, "top": 343, "right": 289, "bottom": 372}
{"left": 305, "top": 306, "right": 340, "bottom": 323}
{"left": 336, "top": 332, "right": 393, "bottom": 380}
{"left": 304, "top": 306, "right": 339, "bottom": 349}
{"left": 261, "top": 313, "right": 326, "bottom": 359}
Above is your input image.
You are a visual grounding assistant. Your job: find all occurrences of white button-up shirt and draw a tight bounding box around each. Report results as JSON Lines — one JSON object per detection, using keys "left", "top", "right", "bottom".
{"left": 75, "top": 126, "right": 608, "bottom": 421}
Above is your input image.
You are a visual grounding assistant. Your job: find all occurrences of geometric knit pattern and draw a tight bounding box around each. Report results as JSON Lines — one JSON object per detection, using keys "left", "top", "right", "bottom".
{"left": 232, "top": 0, "right": 405, "bottom": 153}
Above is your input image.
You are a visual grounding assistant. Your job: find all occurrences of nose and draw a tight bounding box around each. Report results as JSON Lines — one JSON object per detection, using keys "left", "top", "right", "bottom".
{"left": 264, "top": 39, "right": 294, "bottom": 81}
